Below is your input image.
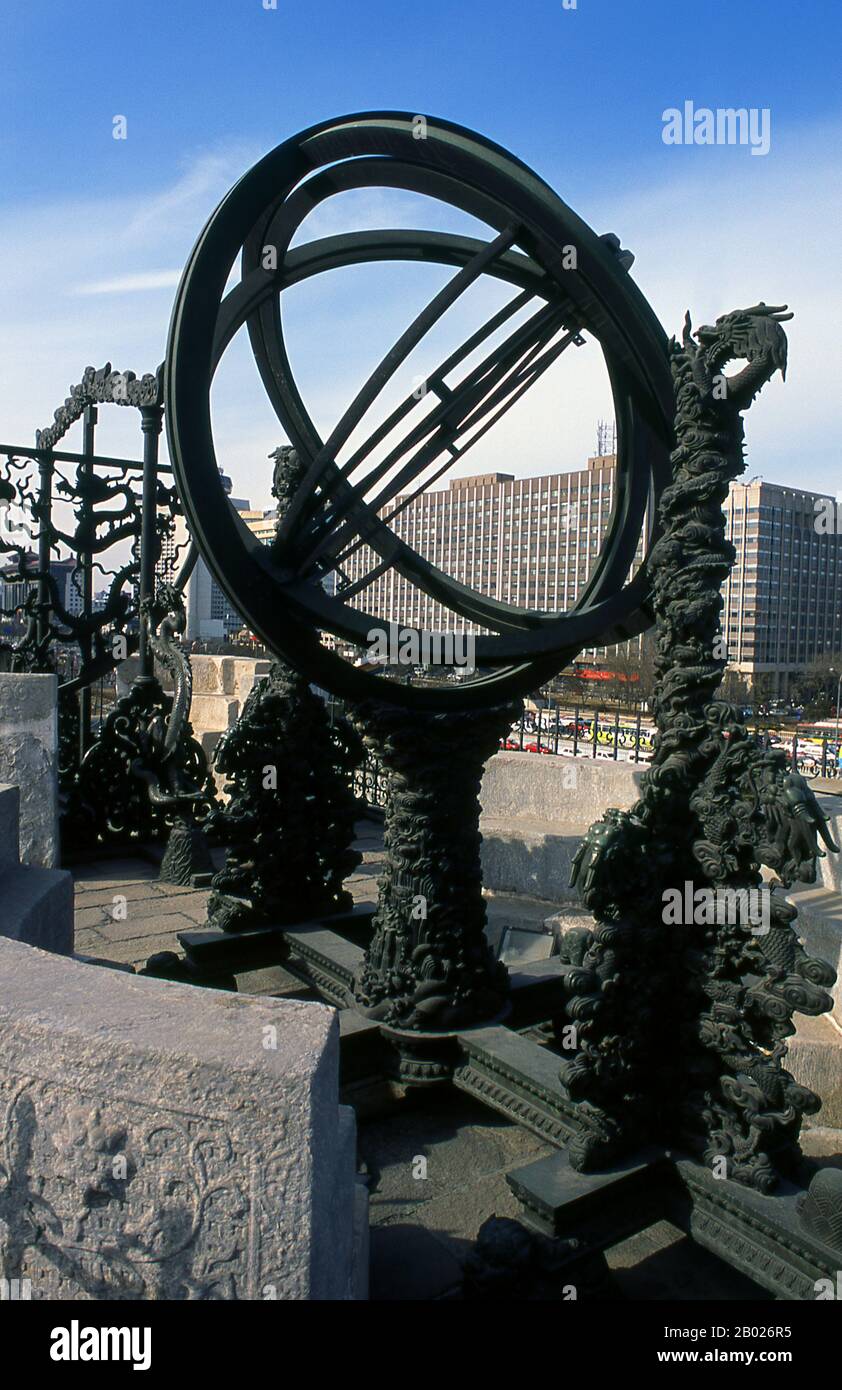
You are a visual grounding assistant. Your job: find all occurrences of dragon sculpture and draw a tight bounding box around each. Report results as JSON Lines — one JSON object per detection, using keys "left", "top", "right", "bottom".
{"left": 137, "top": 584, "right": 195, "bottom": 784}
{"left": 562, "top": 304, "right": 839, "bottom": 1192}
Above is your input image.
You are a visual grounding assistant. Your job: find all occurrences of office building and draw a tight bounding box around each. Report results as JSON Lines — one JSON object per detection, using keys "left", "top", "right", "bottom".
{"left": 181, "top": 500, "right": 276, "bottom": 641}
{"left": 340, "top": 455, "right": 642, "bottom": 658}
{"left": 338, "top": 458, "right": 842, "bottom": 694}
{"left": 723, "top": 478, "right": 842, "bottom": 694}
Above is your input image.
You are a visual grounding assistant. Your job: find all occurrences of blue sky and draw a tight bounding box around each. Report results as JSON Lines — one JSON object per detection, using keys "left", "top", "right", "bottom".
{"left": 2, "top": 0, "right": 841, "bottom": 506}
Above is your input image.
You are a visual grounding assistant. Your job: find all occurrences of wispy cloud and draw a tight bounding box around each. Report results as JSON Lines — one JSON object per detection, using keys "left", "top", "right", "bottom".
{"left": 0, "top": 140, "right": 261, "bottom": 459}
{"left": 582, "top": 115, "right": 842, "bottom": 495}
{"left": 71, "top": 270, "right": 182, "bottom": 296}
{"left": 124, "top": 147, "right": 258, "bottom": 239}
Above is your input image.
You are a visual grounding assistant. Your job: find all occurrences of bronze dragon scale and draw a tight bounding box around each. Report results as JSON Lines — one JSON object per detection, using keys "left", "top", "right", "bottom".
{"left": 562, "top": 304, "right": 839, "bottom": 1192}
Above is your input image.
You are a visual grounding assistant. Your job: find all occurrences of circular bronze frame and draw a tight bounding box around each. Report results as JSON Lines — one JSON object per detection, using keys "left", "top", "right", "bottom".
{"left": 166, "top": 111, "right": 674, "bottom": 709}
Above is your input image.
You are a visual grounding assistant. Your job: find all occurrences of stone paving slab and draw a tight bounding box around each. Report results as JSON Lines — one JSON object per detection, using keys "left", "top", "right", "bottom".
{"left": 358, "top": 1089, "right": 771, "bottom": 1301}
{"left": 73, "top": 904, "right": 115, "bottom": 930}
{"left": 71, "top": 825, "right": 382, "bottom": 972}
{"left": 74, "top": 879, "right": 167, "bottom": 903}
{"left": 96, "top": 908, "right": 207, "bottom": 942}
{"left": 79, "top": 882, "right": 205, "bottom": 904}
{"left": 160, "top": 897, "right": 213, "bottom": 923}
{"left": 76, "top": 824, "right": 838, "bottom": 998}
{"left": 96, "top": 896, "right": 211, "bottom": 931}
{"left": 101, "top": 925, "right": 204, "bottom": 967}
{"left": 74, "top": 927, "right": 108, "bottom": 952}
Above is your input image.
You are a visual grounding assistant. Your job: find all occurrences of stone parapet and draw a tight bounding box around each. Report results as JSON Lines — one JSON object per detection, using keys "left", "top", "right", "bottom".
{"left": 0, "top": 937, "right": 366, "bottom": 1299}
{"left": 0, "top": 781, "right": 72, "bottom": 956}
{"left": 479, "top": 752, "right": 645, "bottom": 902}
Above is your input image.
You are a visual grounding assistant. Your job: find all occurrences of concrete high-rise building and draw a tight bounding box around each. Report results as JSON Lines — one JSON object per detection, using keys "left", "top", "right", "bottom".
{"left": 49, "top": 557, "right": 85, "bottom": 617}
{"left": 181, "top": 502, "right": 277, "bottom": 641}
{"left": 242, "top": 509, "right": 277, "bottom": 546}
{"left": 1, "top": 554, "right": 105, "bottom": 634}
{"left": 0, "top": 551, "right": 37, "bottom": 634}
{"left": 340, "top": 457, "right": 625, "bottom": 638}
{"left": 165, "top": 453, "right": 842, "bottom": 690}
{"left": 723, "top": 478, "right": 842, "bottom": 694}
{"left": 181, "top": 496, "right": 250, "bottom": 641}
{"left": 338, "top": 458, "right": 842, "bottom": 693}
{"left": 340, "top": 456, "right": 644, "bottom": 659}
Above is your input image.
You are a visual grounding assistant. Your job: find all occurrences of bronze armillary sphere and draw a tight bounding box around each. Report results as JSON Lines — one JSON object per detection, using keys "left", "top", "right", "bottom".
{"left": 165, "top": 112, "right": 674, "bottom": 708}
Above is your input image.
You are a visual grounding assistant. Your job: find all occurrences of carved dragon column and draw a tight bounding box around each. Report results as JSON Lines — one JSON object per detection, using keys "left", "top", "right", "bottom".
{"left": 560, "top": 304, "right": 839, "bottom": 1190}
{"left": 350, "top": 699, "right": 517, "bottom": 1075}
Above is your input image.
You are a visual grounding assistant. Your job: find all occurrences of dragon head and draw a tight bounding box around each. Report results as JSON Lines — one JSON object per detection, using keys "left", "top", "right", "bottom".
{"left": 683, "top": 302, "right": 793, "bottom": 411}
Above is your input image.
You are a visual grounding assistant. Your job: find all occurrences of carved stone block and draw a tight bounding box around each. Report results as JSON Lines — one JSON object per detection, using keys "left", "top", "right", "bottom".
{"left": 0, "top": 938, "right": 363, "bottom": 1299}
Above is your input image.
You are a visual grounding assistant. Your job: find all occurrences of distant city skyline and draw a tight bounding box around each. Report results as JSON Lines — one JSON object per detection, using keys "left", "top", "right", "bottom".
{"left": 174, "top": 446, "right": 842, "bottom": 698}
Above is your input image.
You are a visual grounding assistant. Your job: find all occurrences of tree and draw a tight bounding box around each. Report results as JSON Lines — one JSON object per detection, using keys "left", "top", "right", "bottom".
{"left": 792, "top": 652, "right": 842, "bottom": 718}
{"left": 602, "top": 633, "right": 658, "bottom": 711}
{"left": 548, "top": 667, "right": 587, "bottom": 705}
{"left": 721, "top": 667, "right": 750, "bottom": 707}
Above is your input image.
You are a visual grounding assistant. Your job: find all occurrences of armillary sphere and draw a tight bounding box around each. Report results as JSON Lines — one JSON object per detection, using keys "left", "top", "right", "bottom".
{"left": 166, "top": 112, "right": 674, "bottom": 710}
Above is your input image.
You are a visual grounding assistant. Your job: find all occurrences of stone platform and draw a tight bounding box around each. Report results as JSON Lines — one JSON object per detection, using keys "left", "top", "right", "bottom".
{"left": 479, "top": 752, "right": 644, "bottom": 900}
{"left": 69, "top": 818, "right": 842, "bottom": 1300}
{"left": 0, "top": 673, "right": 61, "bottom": 867}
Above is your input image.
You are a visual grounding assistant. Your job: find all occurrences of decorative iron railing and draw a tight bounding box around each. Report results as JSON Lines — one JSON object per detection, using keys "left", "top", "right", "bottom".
{"left": 0, "top": 363, "right": 207, "bottom": 851}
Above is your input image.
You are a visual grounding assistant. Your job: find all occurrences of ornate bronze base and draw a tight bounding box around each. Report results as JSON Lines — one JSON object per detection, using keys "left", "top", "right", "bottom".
{"left": 506, "top": 1145, "right": 842, "bottom": 1302}
{"left": 378, "top": 1009, "right": 511, "bottom": 1086}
